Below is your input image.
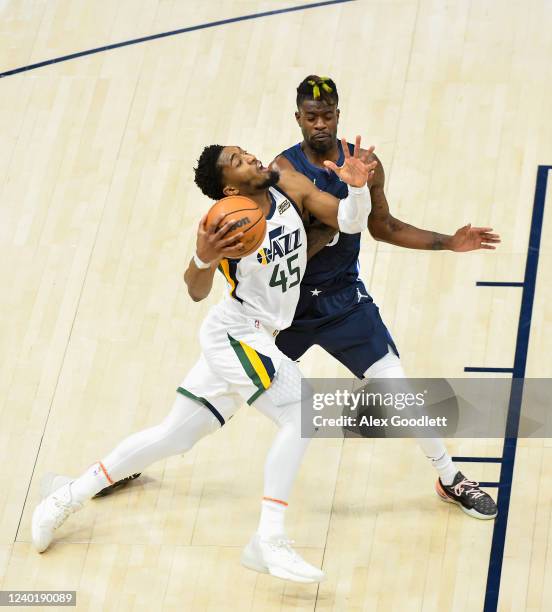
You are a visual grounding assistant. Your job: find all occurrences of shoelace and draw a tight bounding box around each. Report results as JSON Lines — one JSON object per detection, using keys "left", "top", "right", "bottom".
{"left": 452, "top": 478, "right": 485, "bottom": 499}
{"left": 268, "top": 539, "right": 300, "bottom": 563}
{"left": 52, "top": 498, "right": 80, "bottom": 528}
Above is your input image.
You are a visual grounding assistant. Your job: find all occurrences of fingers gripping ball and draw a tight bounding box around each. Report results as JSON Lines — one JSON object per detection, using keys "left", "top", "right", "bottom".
{"left": 207, "top": 195, "right": 266, "bottom": 258}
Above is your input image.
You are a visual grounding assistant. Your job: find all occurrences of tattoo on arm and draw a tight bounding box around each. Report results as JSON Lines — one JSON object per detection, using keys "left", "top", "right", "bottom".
{"left": 388, "top": 217, "right": 413, "bottom": 233}
{"left": 367, "top": 159, "right": 451, "bottom": 251}
{"left": 431, "top": 232, "right": 446, "bottom": 250}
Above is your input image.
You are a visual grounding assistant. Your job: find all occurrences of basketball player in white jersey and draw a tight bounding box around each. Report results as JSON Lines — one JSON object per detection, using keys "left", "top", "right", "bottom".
{"left": 32, "top": 137, "right": 377, "bottom": 583}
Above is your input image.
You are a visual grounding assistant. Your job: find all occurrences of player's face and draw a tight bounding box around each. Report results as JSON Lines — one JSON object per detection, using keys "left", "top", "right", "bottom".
{"left": 219, "top": 146, "right": 279, "bottom": 195}
{"left": 296, "top": 100, "right": 340, "bottom": 153}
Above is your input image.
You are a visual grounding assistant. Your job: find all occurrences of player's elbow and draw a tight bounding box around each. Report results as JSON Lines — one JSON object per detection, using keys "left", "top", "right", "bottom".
{"left": 369, "top": 228, "right": 387, "bottom": 242}
{"left": 186, "top": 285, "right": 209, "bottom": 302}
{"left": 368, "top": 214, "right": 391, "bottom": 241}
{"left": 183, "top": 270, "right": 209, "bottom": 302}
{"left": 189, "top": 292, "right": 206, "bottom": 303}
{"left": 186, "top": 282, "right": 209, "bottom": 302}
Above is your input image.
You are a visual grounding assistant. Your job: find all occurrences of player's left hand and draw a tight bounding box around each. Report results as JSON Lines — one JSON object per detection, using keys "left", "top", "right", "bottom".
{"left": 323, "top": 136, "right": 377, "bottom": 187}
{"left": 448, "top": 224, "right": 501, "bottom": 252}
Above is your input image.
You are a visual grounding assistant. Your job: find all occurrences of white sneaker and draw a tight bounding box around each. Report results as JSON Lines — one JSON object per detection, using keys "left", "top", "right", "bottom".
{"left": 241, "top": 533, "right": 325, "bottom": 583}
{"left": 32, "top": 478, "right": 82, "bottom": 553}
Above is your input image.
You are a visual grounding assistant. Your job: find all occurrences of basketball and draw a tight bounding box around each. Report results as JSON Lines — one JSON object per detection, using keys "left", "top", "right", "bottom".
{"left": 206, "top": 195, "right": 266, "bottom": 258}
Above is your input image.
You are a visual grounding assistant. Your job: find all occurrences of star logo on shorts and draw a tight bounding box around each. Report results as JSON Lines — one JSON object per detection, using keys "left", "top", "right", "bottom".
{"left": 311, "top": 288, "right": 321, "bottom": 296}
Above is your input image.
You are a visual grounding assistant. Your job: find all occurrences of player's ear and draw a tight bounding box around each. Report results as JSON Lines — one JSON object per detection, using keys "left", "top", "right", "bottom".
{"left": 222, "top": 184, "right": 239, "bottom": 196}
{"left": 336, "top": 108, "right": 340, "bottom": 123}
{"left": 294, "top": 110, "right": 301, "bottom": 125}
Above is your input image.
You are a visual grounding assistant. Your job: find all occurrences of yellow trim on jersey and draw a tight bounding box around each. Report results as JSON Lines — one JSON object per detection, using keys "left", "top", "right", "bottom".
{"left": 219, "top": 258, "right": 236, "bottom": 293}
{"left": 239, "top": 341, "right": 272, "bottom": 389}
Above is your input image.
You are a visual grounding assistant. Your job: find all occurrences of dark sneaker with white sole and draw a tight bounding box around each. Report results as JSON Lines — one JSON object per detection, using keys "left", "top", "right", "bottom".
{"left": 93, "top": 473, "right": 141, "bottom": 498}
{"left": 435, "top": 471, "right": 497, "bottom": 519}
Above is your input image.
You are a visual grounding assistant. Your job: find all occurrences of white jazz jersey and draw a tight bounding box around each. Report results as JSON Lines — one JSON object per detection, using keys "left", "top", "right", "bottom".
{"left": 217, "top": 186, "right": 306, "bottom": 332}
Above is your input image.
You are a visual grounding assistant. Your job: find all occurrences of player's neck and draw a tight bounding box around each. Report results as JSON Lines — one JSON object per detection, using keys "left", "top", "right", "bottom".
{"left": 301, "top": 140, "right": 340, "bottom": 168}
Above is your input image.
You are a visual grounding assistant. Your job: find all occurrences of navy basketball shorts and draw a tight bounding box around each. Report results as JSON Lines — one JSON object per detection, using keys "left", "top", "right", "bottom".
{"left": 275, "top": 281, "right": 399, "bottom": 379}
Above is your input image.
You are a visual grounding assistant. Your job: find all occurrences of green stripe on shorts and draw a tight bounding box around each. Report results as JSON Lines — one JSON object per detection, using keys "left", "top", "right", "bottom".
{"left": 176, "top": 387, "right": 225, "bottom": 427}
{"left": 227, "top": 333, "right": 266, "bottom": 402}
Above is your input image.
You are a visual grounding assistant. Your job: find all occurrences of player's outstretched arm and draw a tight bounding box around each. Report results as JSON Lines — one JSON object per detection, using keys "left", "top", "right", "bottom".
{"left": 279, "top": 137, "right": 377, "bottom": 232}
{"left": 368, "top": 159, "right": 501, "bottom": 251}
{"left": 184, "top": 213, "right": 245, "bottom": 301}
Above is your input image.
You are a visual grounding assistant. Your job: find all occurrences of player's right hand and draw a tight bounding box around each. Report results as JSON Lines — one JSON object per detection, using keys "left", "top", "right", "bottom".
{"left": 323, "top": 136, "right": 377, "bottom": 187}
{"left": 195, "top": 213, "right": 245, "bottom": 264}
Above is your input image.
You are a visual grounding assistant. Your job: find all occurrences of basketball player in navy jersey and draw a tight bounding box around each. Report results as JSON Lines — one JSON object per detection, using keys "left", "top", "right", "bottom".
{"left": 271, "top": 75, "right": 500, "bottom": 520}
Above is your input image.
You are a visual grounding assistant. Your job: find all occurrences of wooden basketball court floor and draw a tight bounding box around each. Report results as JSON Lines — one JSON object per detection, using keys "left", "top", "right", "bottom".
{"left": 1, "top": 1, "right": 551, "bottom": 610}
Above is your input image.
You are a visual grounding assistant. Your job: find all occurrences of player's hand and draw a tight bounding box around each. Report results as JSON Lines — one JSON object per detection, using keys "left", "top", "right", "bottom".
{"left": 448, "top": 224, "right": 501, "bottom": 252}
{"left": 323, "top": 136, "right": 377, "bottom": 187}
{"left": 196, "top": 213, "right": 245, "bottom": 264}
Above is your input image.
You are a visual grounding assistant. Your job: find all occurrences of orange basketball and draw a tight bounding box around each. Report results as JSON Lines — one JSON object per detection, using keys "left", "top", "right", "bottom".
{"left": 206, "top": 195, "right": 266, "bottom": 258}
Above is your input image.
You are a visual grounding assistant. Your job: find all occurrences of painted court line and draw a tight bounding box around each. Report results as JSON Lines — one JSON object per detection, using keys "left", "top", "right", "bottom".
{"left": 483, "top": 165, "right": 551, "bottom": 612}
{"left": 476, "top": 281, "right": 524, "bottom": 287}
{"left": 0, "top": 0, "right": 355, "bottom": 78}
{"left": 464, "top": 367, "right": 514, "bottom": 373}
{"left": 452, "top": 457, "right": 503, "bottom": 463}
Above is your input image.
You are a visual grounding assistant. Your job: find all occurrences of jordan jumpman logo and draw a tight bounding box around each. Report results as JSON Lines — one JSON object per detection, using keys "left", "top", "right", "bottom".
{"left": 356, "top": 287, "right": 369, "bottom": 302}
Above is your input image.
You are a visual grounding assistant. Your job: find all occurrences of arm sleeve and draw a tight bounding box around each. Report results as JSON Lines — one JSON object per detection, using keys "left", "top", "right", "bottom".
{"left": 337, "top": 185, "right": 371, "bottom": 234}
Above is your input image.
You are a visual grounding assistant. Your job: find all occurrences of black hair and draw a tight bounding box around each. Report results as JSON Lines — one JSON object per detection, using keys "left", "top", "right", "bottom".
{"left": 296, "top": 75, "right": 338, "bottom": 108}
{"left": 194, "top": 144, "right": 225, "bottom": 200}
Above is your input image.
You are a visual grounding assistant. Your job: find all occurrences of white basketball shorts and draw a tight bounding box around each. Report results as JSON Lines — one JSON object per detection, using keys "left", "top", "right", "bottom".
{"left": 178, "top": 304, "right": 289, "bottom": 426}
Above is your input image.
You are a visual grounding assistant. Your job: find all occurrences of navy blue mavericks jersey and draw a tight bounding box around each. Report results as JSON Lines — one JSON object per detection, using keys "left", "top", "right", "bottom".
{"left": 280, "top": 140, "right": 361, "bottom": 290}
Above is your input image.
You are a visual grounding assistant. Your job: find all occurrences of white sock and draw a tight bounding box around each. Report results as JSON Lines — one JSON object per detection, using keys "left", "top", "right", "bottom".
{"left": 423, "top": 445, "right": 458, "bottom": 485}
{"left": 257, "top": 499, "right": 286, "bottom": 538}
{"left": 252, "top": 361, "right": 310, "bottom": 540}
{"left": 70, "top": 463, "right": 111, "bottom": 503}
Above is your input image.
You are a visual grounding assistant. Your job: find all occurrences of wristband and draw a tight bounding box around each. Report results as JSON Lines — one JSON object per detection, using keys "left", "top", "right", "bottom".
{"left": 193, "top": 253, "right": 212, "bottom": 269}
